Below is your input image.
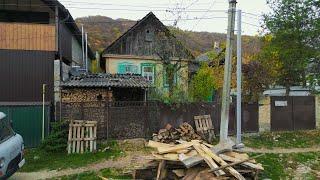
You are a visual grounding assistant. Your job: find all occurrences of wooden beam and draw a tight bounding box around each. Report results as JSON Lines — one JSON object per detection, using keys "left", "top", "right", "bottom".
{"left": 208, "top": 154, "right": 264, "bottom": 173}
{"left": 199, "top": 144, "right": 246, "bottom": 180}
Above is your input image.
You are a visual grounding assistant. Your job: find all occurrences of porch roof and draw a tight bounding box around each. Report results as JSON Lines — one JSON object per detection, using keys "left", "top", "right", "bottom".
{"left": 61, "top": 74, "right": 150, "bottom": 88}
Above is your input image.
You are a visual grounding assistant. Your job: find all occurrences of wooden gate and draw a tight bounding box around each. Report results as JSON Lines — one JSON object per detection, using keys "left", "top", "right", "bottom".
{"left": 271, "top": 96, "right": 315, "bottom": 131}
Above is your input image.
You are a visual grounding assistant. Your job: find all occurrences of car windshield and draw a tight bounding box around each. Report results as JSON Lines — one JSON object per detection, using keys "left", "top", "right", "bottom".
{"left": 0, "top": 117, "right": 14, "bottom": 143}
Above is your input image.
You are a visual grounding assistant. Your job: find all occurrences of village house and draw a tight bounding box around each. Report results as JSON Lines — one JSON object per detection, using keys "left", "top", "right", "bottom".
{"left": 101, "top": 12, "right": 194, "bottom": 93}
{"left": 0, "top": 0, "right": 94, "bottom": 147}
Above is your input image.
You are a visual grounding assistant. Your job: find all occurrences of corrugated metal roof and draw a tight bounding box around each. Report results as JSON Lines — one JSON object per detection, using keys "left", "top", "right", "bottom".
{"left": 61, "top": 74, "right": 151, "bottom": 88}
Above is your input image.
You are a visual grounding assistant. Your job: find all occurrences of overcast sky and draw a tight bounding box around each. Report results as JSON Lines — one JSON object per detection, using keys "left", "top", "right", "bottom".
{"left": 61, "top": 0, "right": 271, "bottom": 36}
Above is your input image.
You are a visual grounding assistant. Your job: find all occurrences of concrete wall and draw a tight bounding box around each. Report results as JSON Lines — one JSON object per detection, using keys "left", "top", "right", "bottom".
{"left": 259, "top": 97, "right": 271, "bottom": 132}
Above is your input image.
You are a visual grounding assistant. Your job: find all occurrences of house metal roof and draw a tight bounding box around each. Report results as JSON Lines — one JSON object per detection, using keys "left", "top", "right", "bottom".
{"left": 62, "top": 74, "right": 151, "bottom": 88}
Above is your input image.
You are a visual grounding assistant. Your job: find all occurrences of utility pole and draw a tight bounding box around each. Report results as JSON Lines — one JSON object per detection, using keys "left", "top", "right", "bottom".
{"left": 236, "top": 9, "right": 244, "bottom": 148}
{"left": 219, "top": 0, "right": 237, "bottom": 144}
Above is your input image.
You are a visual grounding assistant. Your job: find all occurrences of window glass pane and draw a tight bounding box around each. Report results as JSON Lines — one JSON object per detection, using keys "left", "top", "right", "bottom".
{"left": 0, "top": 118, "right": 14, "bottom": 142}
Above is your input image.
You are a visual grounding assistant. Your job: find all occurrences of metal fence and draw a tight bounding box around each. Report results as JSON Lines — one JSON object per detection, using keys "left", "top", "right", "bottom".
{"left": 58, "top": 100, "right": 259, "bottom": 140}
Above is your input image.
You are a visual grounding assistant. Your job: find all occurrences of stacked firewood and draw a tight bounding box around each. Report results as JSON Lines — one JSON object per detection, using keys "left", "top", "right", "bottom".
{"left": 152, "top": 123, "right": 202, "bottom": 143}
{"left": 134, "top": 140, "right": 264, "bottom": 180}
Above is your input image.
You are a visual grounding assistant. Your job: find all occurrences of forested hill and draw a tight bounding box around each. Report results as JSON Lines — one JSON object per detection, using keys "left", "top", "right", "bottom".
{"left": 76, "top": 15, "right": 261, "bottom": 57}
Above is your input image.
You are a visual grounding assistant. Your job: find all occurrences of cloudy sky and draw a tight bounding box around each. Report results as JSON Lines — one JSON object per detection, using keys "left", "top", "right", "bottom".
{"left": 60, "top": 0, "right": 271, "bottom": 35}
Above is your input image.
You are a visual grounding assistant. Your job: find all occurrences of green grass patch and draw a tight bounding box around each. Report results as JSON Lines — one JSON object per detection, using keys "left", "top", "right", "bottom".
{"left": 253, "top": 152, "right": 320, "bottom": 179}
{"left": 57, "top": 168, "right": 132, "bottom": 180}
{"left": 21, "top": 141, "right": 123, "bottom": 172}
{"left": 243, "top": 130, "right": 320, "bottom": 149}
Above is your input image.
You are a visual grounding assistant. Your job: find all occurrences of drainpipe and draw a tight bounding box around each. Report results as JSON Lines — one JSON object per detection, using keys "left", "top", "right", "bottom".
{"left": 85, "top": 32, "right": 88, "bottom": 73}
{"left": 42, "top": 84, "right": 47, "bottom": 141}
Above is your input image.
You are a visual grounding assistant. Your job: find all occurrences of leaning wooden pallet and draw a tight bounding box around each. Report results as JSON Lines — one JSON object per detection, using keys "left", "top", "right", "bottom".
{"left": 134, "top": 140, "right": 264, "bottom": 180}
{"left": 67, "top": 120, "right": 97, "bottom": 154}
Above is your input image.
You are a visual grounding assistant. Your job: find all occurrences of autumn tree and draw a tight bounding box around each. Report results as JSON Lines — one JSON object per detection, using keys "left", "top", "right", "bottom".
{"left": 263, "top": 0, "right": 320, "bottom": 93}
{"left": 190, "top": 62, "right": 216, "bottom": 102}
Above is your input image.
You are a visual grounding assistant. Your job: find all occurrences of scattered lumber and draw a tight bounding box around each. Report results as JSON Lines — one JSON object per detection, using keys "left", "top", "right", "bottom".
{"left": 152, "top": 123, "right": 202, "bottom": 143}
{"left": 134, "top": 140, "right": 264, "bottom": 179}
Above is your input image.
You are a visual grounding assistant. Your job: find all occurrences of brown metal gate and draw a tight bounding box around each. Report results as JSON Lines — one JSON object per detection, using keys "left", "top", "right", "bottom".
{"left": 271, "top": 96, "right": 315, "bottom": 131}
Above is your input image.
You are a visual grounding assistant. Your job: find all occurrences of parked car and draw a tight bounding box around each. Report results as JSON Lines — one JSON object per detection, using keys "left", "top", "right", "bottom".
{"left": 0, "top": 112, "right": 25, "bottom": 179}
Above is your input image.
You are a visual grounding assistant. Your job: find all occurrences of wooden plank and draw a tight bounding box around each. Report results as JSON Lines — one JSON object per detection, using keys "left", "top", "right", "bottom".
{"left": 85, "top": 126, "right": 89, "bottom": 151}
{"left": 158, "top": 142, "right": 194, "bottom": 154}
{"left": 76, "top": 126, "right": 81, "bottom": 153}
{"left": 93, "top": 125, "right": 97, "bottom": 151}
{"left": 193, "top": 143, "right": 225, "bottom": 176}
{"left": 209, "top": 154, "right": 264, "bottom": 173}
{"left": 178, "top": 154, "right": 204, "bottom": 168}
{"left": 147, "top": 141, "right": 174, "bottom": 149}
{"left": 80, "top": 126, "right": 84, "bottom": 153}
{"left": 156, "top": 160, "right": 166, "bottom": 180}
{"left": 72, "top": 126, "right": 76, "bottom": 153}
{"left": 172, "top": 169, "right": 185, "bottom": 178}
{"left": 67, "top": 121, "right": 73, "bottom": 154}
{"left": 199, "top": 144, "right": 246, "bottom": 180}
{"left": 90, "top": 126, "right": 93, "bottom": 152}
{"left": 219, "top": 154, "right": 264, "bottom": 170}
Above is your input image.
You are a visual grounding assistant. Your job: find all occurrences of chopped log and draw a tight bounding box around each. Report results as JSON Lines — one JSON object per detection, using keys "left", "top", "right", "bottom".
{"left": 199, "top": 144, "right": 246, "bottom": 180}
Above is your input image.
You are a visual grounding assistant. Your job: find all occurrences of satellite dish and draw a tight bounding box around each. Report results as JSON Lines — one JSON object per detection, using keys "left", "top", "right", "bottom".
{"left": 0, "top": 112, "right": 6, "bottom": 120}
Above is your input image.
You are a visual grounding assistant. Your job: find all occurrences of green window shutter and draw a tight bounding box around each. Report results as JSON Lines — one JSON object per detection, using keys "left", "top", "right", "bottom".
{"left": 118, "top": 63, "right": 126, "bottom": 74}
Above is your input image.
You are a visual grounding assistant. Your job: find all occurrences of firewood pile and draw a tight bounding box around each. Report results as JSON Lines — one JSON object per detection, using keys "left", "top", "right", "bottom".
{"left": 152, "top": 123, "right": 202, "bottom": 143}
{"left": 134, "top": 140, "right": 264, "bottom": 180}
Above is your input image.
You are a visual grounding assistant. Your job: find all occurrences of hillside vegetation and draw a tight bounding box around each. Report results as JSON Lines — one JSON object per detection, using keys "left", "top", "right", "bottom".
{"left": 76, "top": 15, "right": 261, "bottom": 56}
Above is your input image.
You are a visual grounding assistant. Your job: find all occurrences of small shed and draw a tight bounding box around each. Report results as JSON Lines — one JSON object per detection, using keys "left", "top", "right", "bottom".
{"left": 61, "top": 74, "right": 150, "bottom": 102}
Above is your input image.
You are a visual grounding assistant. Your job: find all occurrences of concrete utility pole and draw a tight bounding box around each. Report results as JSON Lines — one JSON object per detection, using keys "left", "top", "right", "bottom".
{"left": 219, "top": 0, "right": 237, "bottom": 144}
{"left": 236, "top": 9, "right": 244, "bottom": 147}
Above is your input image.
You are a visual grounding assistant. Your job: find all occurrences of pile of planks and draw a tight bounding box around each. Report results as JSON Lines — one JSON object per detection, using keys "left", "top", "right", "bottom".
{"left": 152, "top": 123, "right": 202, "bottom": 143}
{"left": 134, "top": 140, "right": 264, "bottom": 180}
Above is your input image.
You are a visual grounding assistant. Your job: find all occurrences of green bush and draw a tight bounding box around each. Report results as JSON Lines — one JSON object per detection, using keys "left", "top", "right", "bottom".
{"left": 40, "top": 120, "right": 69, "bottom": 153}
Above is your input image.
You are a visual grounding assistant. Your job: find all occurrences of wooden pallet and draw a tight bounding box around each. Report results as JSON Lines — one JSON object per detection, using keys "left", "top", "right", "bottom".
{"left": 194, "top": 115, "right": 215, "bottom": 142}
{"left": 68, "top": 120, "right": 97, "bottom": 154}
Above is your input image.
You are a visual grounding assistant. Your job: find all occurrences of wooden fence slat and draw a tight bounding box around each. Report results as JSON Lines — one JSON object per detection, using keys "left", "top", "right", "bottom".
{"left": 72, "top": 125, "right": 76, "bottom": 153}
{"left": 80, "top": 126, "right": 84, "bottom": 153}
{"left": 67, "top": 121, "right": 72, "bottom": 154}
{"left": 85, "top": 126, "right": 89, "bottom": 152}
{"left": 90, "top": 126, "right": 93, "bottom": 152}
{"left": 93, "top": 126, "right": 97, "bottom": 151}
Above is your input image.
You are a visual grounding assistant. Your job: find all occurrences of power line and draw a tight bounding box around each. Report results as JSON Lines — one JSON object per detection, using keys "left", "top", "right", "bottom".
{"left": 0, "top": 3, "right": 228, "bottom": 12}
{"left": 242, "top": 21, "right": 261, "bottom": 28}
{"left": 190, "top": 0, "right": 218, "bottom": 31}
